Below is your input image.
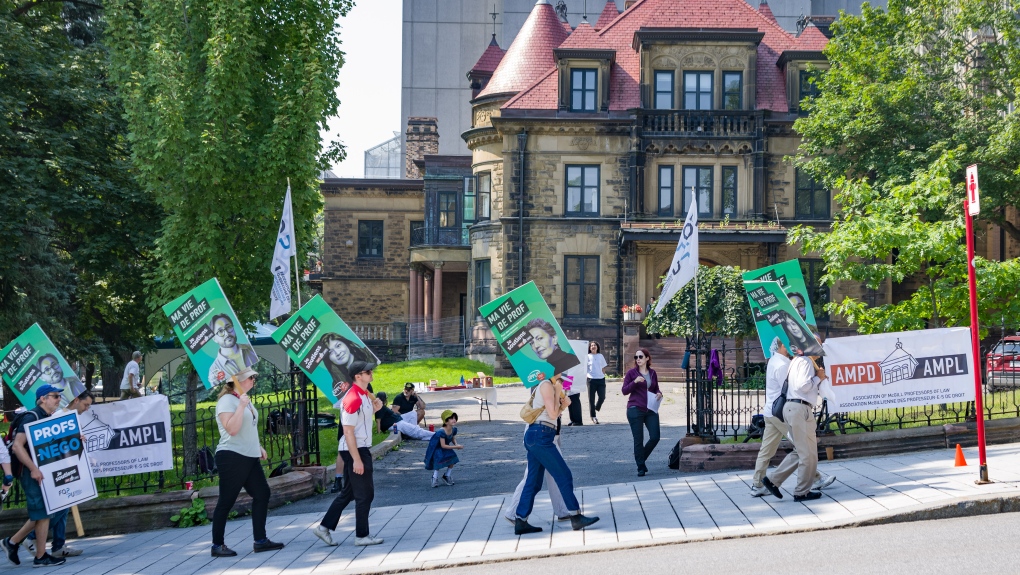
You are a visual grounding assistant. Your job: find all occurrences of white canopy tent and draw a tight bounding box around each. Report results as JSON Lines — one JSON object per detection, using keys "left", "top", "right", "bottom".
{"left": 143, "top": 322, "right": 290, "bottom": 382}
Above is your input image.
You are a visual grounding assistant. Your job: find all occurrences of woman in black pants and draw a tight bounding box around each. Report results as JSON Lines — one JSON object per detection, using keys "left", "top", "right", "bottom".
{"left": 621, "top": 349, "right": 662, "bottom": 476}
{"left": 211, "top": 368, "right": 284, "bottom": 557}
{"left": 586, "top": 341, "right": 607, "bottom": 424}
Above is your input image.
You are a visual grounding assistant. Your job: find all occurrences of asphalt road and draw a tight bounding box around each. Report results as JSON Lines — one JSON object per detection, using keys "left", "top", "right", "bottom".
{"left": 272, "top": 381, "right": 698, "bottom": 516}
{"left": 434, "top": 512, "right": 1020, "bottom": 575}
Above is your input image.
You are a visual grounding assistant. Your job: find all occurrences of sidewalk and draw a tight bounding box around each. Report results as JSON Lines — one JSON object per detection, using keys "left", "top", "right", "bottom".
{"left": 32, "top": 443, "right": 1020, "bottom": 575}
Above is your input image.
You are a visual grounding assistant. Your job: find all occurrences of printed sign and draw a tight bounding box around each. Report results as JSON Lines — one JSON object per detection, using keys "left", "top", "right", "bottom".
{"left": 743, "top": 280, "right": 824, "bottom": 358}
{"left": 966, "top": 164, "right": 980, "bottom": 216}
{"left": 82, "top": 395, "right": 173, "bottom": 477}
{"left": 271, "top": 295, "right": 379, "bottom": 404}
{"left": 479, "top": 281, "right": 580, "bottom": 387}
{"left": 742, "top": 259, "right": 821, "bottom": 336}
{"left": 25, "top": 412, "right": 97, "bottom": 514}
{"left": 161, "top": 278, "right": 259, "bottom": 389}
{"left": 560, "top": 340, "right": 589, "bottom": 396}
{"left": 0, "top": 324, "right": 86, "bottom": 409}
{"left": 823, "top": 327, "right": 976, "bottom": 411}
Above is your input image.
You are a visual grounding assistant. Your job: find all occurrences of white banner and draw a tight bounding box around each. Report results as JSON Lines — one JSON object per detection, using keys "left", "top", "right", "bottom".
{"left": 82, "top": 395, "right": 174, "bottom": 478}
{"left": 654, "top": 199, "right": 698, "bottom": 315}
{"left": 270, "top": 183, "right": 297, "bottom": 320}
{"left": 562, "top": 340, "right": 588, "bottom": 397}
{"left": 823, "top": 327, "right": 976, "bottom": 411}
{"left": 25, "top": 412, "right": 97, "bottom": 514}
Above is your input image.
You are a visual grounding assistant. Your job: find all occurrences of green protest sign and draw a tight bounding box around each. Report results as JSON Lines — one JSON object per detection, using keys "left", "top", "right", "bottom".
{"left": 744, "top": 280, "right": 824, "bottom": 359}
{"left": 271, "top": 295, "right": 379, "bottom": 404}
{"left": 0, "top": 324, "right": 86, "bottom": 408}
{"left": 161, "top": 278, "right": 258, "bottom": 389}
{"left": 742, "top": 259, "right": 820, "bottom": 334}
{"left": 479, "top": 281, "right": 580, "bottom": 388}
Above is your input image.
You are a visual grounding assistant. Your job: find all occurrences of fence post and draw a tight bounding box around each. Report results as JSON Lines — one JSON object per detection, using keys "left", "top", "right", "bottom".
{"left": 292, "top": 365, "right": 309, "bottom": 466}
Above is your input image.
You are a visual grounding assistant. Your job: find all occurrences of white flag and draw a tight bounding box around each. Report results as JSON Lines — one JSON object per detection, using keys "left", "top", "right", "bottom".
{"left": 269, "top": 183, "right": 296, "bottom": 320}
{"left": 653, "top": 199, "right": 699, "bottom": 315}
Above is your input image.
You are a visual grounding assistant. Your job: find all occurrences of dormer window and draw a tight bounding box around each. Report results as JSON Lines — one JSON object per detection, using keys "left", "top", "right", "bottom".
{"left": 571, "top": 69, "right": 598, "bottom": 112}
{"left": 684, "top": 72, "right": 712, "bottom": 110}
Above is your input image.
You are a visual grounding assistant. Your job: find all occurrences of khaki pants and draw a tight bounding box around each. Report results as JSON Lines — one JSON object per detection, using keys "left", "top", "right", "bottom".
{"left": 120, "top": 388, "right": 141, "bottom": 400}
{"left": 752, "top": 415, "right": 790, "bottom": 487}
{"left": 767, "top": 402, "right": 818, "bottom": 496}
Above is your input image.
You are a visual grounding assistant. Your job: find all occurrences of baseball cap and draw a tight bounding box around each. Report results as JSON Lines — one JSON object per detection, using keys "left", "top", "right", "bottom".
{"left": 36, "top": 384, "right": 62, "bottom": 399}
{"left": 349, "top": 361, "right": 376, "bottom": 379}
{"left": 404, "top": 382, "right": 415, "bottom": 390}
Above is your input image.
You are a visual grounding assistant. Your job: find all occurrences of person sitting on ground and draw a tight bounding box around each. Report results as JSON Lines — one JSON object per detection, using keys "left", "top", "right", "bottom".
{"left": 374, "top": 392, "right": 434, "bottom": 441}
{"left": 391, "top": 383, "right": 426, "bottom": 424}
{"left": 424, "top": 410, "right": 462, "bottom": 487}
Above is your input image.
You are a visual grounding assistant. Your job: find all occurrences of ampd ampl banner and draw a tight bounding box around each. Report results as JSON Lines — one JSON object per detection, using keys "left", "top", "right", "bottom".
{"left": 82, "top": 395, "right": 174, "bottom": 478}
{"left": 0, "top": 324, "right": 86, "bottom": 409}
{"left": 823, "top": 327, "right": 976, "bottom": 411}
{"left": 272, "top": 295, "right": 379, "bottom": 405}
{"left": 25, "top": 412, "right": 97, "bottom": 514}
{"left": 479, "top": 281, "right": 580, "bottom": 387}
{"left": 161, "top": 278, "right": 259, "bottom": 389}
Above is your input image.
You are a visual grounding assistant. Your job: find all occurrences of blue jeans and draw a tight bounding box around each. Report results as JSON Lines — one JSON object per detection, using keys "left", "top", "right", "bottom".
{"left": 515, "top": 424, "right": 579, "bottom": 520}
{"left": 27, "top": 508, "right": 67, "bottom": 550}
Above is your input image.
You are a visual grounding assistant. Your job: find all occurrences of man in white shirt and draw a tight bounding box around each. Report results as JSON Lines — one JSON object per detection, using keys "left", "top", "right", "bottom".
{"left": 312, "top": 361, "right": 384, "bottom": 547}
{"left": 752, "top": 338, "right": 834, "bottom": 498}
{"left": 762, "top": 350, "right": 830, "bottom": 501}
{"left": 120, "top": 351, "right": 142, "bottom": 400}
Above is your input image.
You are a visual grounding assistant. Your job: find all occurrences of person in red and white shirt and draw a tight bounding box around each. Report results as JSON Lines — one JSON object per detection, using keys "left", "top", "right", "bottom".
{"left": 312, "top": 361, "right": 384, "bottom": 547}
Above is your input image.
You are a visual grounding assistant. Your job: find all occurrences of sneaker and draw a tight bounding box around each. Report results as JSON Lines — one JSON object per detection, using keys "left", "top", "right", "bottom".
{"left": 330, "top": 476, "right": 343, "bottom": 493}
{"left": 51, "top": 547, "right": 82, "bottom": 558}
{"left": 592, "top": 417, "right": 599, "bottom": 424}
{"left": 431, "top": 477, "right": 439, "bottom": 488}
{"left": 253, "top": 539, "right": 284, "bottom": 553}
{"left": 210, "top": 544, "right": 237, "bottom": 558}
{"left": 354, "top": 535, "right": 384, "bottom": 546}
{"left": 812, "top": 474, "right": 837, "bottom": 491}
{"left": 32, "top": 553, "right": 65, "bottom": 567}
{"left": 750, "top": 484, "right": 770, "bottom": 498}
{"left": 793, "top": 491, "right": 823, "bottom": 502}
{"left": 2, "top": 537, "right": 20, "bottom": 566}
{"left": 570, "top": 514, "right": 599, "bottom": 531}
{"left": 312, "top": 525, "right": 338, "bottom": 547}
{"left": 442, "top": 475, "right": 454, "bottom": 486}
{"left": 762, "top": 476, "right": 783, "bottom": 499}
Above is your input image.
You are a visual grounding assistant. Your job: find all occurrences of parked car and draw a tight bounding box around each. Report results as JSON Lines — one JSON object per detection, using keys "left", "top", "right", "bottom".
{"left": 986, "top": 335, "right": 1020, "bottom": 391}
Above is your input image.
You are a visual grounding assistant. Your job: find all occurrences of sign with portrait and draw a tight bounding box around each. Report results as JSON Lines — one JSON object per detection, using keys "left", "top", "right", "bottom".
{"left": 25, "top": 412, "right": 98, "bottom": 514}
{"left": 161, "top": 278, "right": 259, "bottom": 389}
{"left": 479, "top": 281, "right": 580, "bottom": 388}
{"left": 0, "top": 324, "right": 86, "bottom": 409}
{"left": 743, "top": 280, "right": 824, "bottom": 358}
{"left": 823, "top": 328, "right": 975, "bottom": 411}
{"left": 271, "top": 295, "right": 379, "bottom": 404}
{"left": 742, "top": 260, "right": 821, "bottom": 355}
{"left": 82, "top": 395, "right": 174, "bottom": 478}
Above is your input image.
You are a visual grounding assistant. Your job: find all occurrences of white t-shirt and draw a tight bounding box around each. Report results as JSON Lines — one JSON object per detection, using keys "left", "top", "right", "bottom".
{"left": 121, "top": 360, "right": 140, "bottom": 390}
{"left": 786, "top": 356, "right": 821, "bottom": 405}
{"left": 215, "top": 394, "right": 262, "bottom": 458}
{"left": 587, "top": 353, "right": 607, "bottom": 379}
{"left": 339, "top": 388, "right": 374, "bottom": 450}
{"left": 765, "top": 353, "right": 792, "bottom": 411}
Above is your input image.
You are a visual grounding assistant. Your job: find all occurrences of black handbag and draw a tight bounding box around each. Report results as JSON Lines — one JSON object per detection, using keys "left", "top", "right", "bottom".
{"left": 771, "top": 378, "right": 789, "bottom": 422}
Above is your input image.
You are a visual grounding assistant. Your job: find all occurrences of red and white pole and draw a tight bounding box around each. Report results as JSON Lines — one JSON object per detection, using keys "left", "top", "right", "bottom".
{"left": 964, "top": 164, "right": 989, "bottom": 483}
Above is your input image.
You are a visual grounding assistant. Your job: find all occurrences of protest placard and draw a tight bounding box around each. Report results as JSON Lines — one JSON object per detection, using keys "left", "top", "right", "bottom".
{"left": 82, "top": 395, "right": 173, "bottom": 478}
{"left": 271, "top": 295, "right": 379, "bottom": 404}
{"left": 743, "top": 280, "right": 824, "bottom": 358}
{"left": 161, "top": 278, "right": 258, "bottom": 389}
{"left": 479, "top": 282, "right": 580, "bottom": 387}
{"left": 742, "top": 259, "right": 821, "bottom": 335}
{"left": 0, "top": 324, "right": 86, "bottom": 409}
{"left": 25, "top": 412, "right": 97, "bottom": 514}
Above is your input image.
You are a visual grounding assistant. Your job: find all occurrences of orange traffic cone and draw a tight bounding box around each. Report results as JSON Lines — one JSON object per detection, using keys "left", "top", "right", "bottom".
{"left": 954, "top": 444, "right": 967, "bottom": 467}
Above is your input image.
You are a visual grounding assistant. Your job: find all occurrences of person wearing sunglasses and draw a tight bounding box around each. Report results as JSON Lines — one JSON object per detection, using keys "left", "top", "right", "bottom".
{"left": 622, "top": 349, "right": 662, "bottom": 477}
{"left": 210, "top": 368, "right": 284, "bottom": 557}
{"left": 207, "top": 314, "right": 258, "bottom": 386}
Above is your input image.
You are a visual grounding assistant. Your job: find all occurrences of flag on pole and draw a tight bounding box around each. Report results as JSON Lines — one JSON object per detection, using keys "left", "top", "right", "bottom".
{"left": 269, "top": 183, "right": 296, "bottom": 320}
{"left": 653, "top": 199, "right": 699, "bottom": 315}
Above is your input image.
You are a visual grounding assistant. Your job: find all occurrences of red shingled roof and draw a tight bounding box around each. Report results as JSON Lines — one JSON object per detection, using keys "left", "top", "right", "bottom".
{"left": 499, "top": 0, "right": 825, "bottom": 113}
{"left": 757, "top": 0, "right": 777, "bottom": 23}
{"left": 796, "top": 22, "right": 829, "bottom": 50}
{"left": 477, "top": 0, "right": 570, "bottom": 98}
{"left": 594, "top": 0, "right": 620, "bottom": 30}
{"left": 470, "top": 35, "right": 506, "bottom": 75}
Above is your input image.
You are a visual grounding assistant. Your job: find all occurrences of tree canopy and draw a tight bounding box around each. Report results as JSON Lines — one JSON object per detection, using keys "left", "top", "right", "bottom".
{"left": 644, "top": 265, "right": 756, "bottom": 338}
{"left": 790, "top": 0, "right": 1020, "bottom": 333}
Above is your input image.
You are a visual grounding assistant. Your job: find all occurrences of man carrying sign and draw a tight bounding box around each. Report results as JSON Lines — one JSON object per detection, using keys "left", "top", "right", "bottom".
{"left": 1, "top": 385, "right": 66, "bottom": 567}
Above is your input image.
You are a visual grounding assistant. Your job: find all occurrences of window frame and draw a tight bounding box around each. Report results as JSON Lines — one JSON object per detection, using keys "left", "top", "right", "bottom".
{"left": 799, "top": 69, "right": 820, "bottom": 102}
{"left": 410, "top": 220, "right": 425, "bottom": 246}
{"left": 570, "top": 68, "right": 598, "bottom": 113}
{"left": 721, "top": 166, "right": 737, "bottom": 216}
{"left": 476, "top": 172, "right": 491, "bottom": 221}
{"left": 438, "top": 190, "right": 458, "bottom": 229}
{"left": 653, "top": 70, "right": 674, "bottom": 110}
{"left": 357, "top": 220, "right": 384, "bottom": 259}
{"left": 722, "top": 71, "right": 743, "bottom": 110}
{"left": 682, "top": 166, "right": 713, "bottom": 217}
{"left": 474, "top": 259, "right": 491, "bottom": 318}
{"left": 683, "top": 71, "right": 713, "bottom": 110}
{"left": 795, "top": 169, "right": 830, "bottom": 220}
{"left": 564, "top": 255, "right": 600, "bottom": 319}
{"left": 658, "top": 165, "right": 674, "bottom": 217}
{"left": 565, "top": 164, "right": 600, "bottom": 217}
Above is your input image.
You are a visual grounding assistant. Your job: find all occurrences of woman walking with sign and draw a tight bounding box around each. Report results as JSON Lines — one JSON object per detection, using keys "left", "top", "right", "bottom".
{"left": 210, "top": 368, "right": 284, "bottom": 557}
{"left": 622, "top": 349, "right": 662, "bottom": 476}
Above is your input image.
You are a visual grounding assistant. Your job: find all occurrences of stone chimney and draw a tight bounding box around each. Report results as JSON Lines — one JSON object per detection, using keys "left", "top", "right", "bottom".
{"left": 404, "top": 117, "right": 439, "bottom": 179}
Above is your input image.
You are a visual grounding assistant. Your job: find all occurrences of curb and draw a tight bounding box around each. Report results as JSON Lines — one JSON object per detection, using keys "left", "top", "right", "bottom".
{"left": 337, "top": 491, "right": 1020, "bottom": 575}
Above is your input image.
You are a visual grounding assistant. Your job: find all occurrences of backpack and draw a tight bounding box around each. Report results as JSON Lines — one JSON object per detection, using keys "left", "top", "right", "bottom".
{"left": 197, "top": 446, "right": 217, "bottom": 474}
{"left": 5, "top": 410, "right": 40, "bottom": 478}
{"left": 771, "top": 378, "right": 789, "bottom": 422}
{"left": 667, "top": 439, "right": 681, "bottom": 470}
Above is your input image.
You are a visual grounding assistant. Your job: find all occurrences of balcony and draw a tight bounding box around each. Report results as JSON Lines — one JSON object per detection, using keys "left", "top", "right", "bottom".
{"left": 410, "top": 226, "right": 470, "bottom": 247}
{"left": 640, "top": 110, "right": 763, "bottom": 138}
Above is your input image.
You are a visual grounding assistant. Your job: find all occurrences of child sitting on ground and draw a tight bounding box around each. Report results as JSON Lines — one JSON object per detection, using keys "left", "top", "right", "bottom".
{"left": 424, "top": 410, "right": 463, "bottom": 487}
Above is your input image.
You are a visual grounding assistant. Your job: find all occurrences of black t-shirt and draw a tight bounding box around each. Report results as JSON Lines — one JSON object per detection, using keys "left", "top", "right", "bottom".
{"left": 375, "top": 405, "right": 402, "bottom": 432}
{"left": 392, "top": 392, "right": 420, "bottom": 414}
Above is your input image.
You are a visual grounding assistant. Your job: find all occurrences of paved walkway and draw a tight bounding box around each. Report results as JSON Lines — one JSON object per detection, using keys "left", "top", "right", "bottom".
{"left": 27, "top": 443, "right": 1020, "bottom": 575}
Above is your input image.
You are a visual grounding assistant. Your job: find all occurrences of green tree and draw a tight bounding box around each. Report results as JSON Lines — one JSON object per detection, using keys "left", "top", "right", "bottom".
{"left": 644, "top": 266, "right": 756, "bottom": 337}
{"left": 791, "top": 0, "right": 1020, "bottom": 333}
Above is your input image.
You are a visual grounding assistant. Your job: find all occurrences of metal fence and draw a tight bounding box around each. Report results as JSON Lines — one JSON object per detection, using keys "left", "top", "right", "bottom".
{"left": 684, "top": 334, "right": 1020, "bottom": 442}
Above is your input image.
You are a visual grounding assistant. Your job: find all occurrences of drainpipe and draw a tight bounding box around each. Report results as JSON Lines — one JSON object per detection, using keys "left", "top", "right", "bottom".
{"left": 517, "top": 130, "right": 528, "bottom": 287}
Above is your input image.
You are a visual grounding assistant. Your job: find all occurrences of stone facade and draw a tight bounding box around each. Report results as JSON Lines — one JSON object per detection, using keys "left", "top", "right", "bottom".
{"left": 405, "top": 117, "right": 439, "bottom": 179}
